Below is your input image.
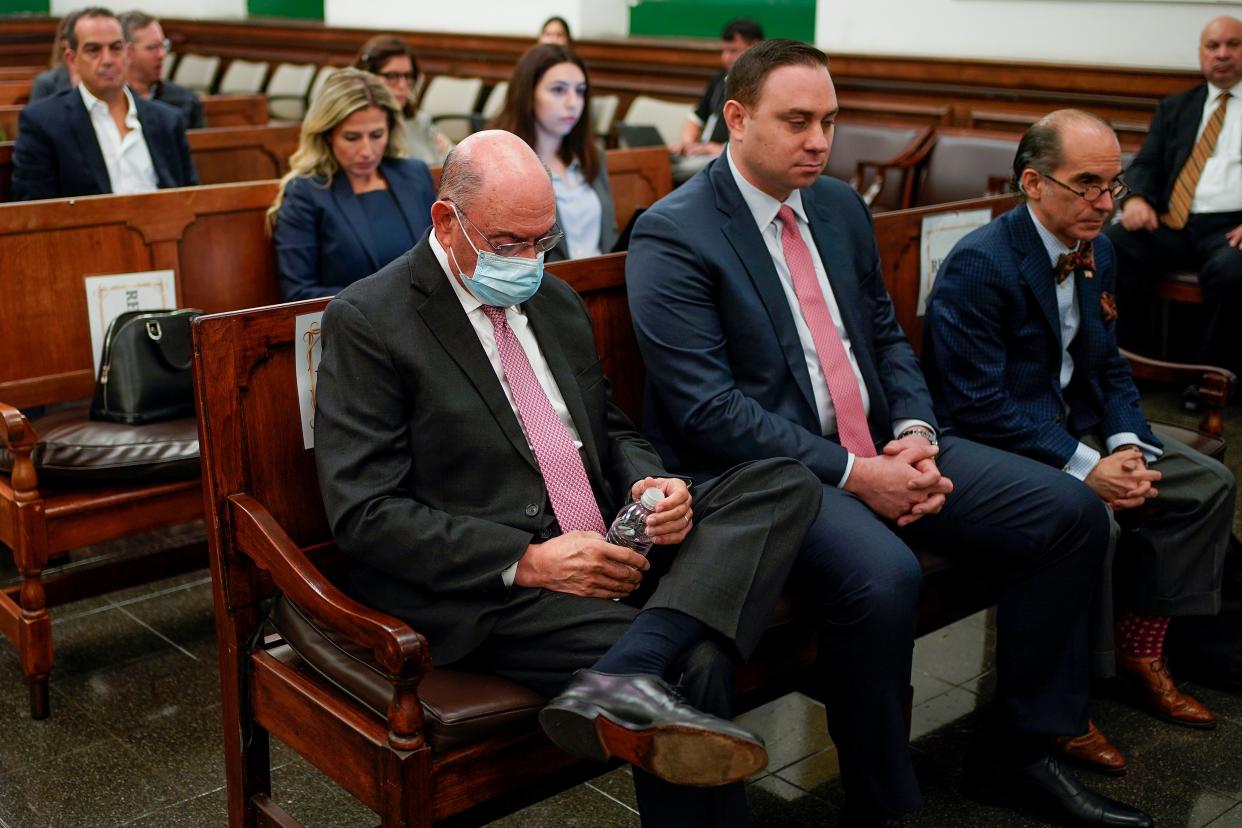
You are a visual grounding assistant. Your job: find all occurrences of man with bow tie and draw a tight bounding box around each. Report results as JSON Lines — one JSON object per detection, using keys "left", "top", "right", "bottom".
{"left": 924, "top": 109, "right": 1235, "bottom": 777}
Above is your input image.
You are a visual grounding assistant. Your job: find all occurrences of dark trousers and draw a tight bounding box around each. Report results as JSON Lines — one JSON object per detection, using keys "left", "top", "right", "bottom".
{"left": 796, "top": 436, "right": 1110, "bottom": 818}
{"left": 452, "top": 457, "right": 820, "bottom": 828}
{"left": 1106, "top": 211, "right": 1242, "bottom": 372}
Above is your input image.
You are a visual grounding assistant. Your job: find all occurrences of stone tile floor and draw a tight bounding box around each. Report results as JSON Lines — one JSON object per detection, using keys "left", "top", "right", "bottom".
{"left": 0, "top": 385, "right": 1239, "bottom": 827}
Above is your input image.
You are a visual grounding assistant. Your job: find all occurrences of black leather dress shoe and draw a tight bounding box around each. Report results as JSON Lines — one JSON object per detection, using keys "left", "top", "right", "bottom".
{"left": 539, "top": 670, "right": 768, "bottom": 787}
{"left": 964, "top": 753, "right": 1153, "bottom": 827}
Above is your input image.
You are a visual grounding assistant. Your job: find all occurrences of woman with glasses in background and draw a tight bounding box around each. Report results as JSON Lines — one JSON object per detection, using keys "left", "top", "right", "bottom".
{"left": 490, "top": 43, "right": 617, "bottom": 262}
{"left": 267, "top": 68, "right": 436, "bottom": 300}
{"left": 353, "top": 35, "right": 453, "bottom": 165}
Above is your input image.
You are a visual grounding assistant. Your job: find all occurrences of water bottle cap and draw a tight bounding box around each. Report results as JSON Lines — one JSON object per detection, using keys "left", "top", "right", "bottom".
{"left": 639, "top": 487, "right": 665, "bottom": 510}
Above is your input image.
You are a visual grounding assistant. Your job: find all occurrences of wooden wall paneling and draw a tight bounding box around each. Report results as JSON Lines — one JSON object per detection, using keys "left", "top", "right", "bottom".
{"left": 0, "top": 106, "right": 19, "bottom": 140}
{"left": 0, "top": 66, "right": 43, "bottom": 81}
{"left": 202, "top": 94, "right": 269, "bottom": 127}
{"left": 190, "top": 124, "right": 300, "bottom": 184}
{"left": 600, "top": 146, "right": 672, "bottom": 235}
{"left": 0, "top": 80, "right": 30, "bottom": 106}
{"left": 0, "top": 19, "right": 56, "bottom": 67}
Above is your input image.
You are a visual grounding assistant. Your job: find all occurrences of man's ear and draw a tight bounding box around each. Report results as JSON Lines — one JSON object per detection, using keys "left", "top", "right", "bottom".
{"left": 1019, "top": 168, "right": 1043, "bottom": 200}
{"left": 430, "top": 200, "right": 455, "bottom": 242}
{"left": 722, "top": 99, "right": 747, "bottom": 140}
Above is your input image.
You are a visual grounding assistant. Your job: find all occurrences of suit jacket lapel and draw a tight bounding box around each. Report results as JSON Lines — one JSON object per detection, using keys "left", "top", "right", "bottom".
{"left": 331, "top": 174, "right": 381, "bottom": 273}
{"left": 382, "top": 159, "right": 430, "bottom": 245}
{"left": 711, "top": 160, "right": 819, "bottom": 417}
{"left": 523, "top": 292, "right": 606, "bottom": 489}
{"left": 66, "top": 93, "right": 111, "bottom": 194}
{"left": 410, "top": 240, "right": 538, "bottom": 472}
{"left": 1010, "top": 208, "right": 1063, "bottom": 352}
{"left": 134, "top": 98, "right": 175, "bottom": 188}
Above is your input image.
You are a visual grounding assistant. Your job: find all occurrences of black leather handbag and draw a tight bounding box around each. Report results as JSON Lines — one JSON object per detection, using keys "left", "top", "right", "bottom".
{"left": 90, "top": 308, "right": 203, "bottom": 424}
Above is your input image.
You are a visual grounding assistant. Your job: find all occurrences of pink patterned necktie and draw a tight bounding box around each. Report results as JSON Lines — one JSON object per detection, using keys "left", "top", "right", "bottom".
{"left": 776, "top": 205, "right": 876, "bottom": 457}
{"left": 481, "top": 305, "right": 607, "bottom": 534}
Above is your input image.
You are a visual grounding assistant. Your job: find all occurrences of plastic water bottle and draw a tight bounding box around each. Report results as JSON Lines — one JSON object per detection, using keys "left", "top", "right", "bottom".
{"left": 606, "top": 487, "right": 666, "bottom": 556}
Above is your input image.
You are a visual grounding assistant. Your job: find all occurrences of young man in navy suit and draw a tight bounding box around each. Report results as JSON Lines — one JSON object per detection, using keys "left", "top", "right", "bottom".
{"left": 924, "top": 108, "right": 1234, "bottom": 779}
{"left": 627, "top": 40, "right": 1150, "bottom": 827}
{"left": 11, "top": 7, "right": 196, "bottom": 202}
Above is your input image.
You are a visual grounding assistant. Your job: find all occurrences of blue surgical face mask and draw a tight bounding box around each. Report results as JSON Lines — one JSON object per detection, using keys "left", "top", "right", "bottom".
{"left": 449, "top": 205, "right": 545, "bottom": 307}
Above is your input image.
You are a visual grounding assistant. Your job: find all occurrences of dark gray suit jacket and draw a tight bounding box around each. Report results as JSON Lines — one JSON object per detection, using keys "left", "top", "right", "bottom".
{"left": 150, "top": 79, "right": 204, "bottom": 129}
{"left": 314, "top": 234, "right": 666, "bottom": 664}
{"left": 29, "top": 66, "right": 71, "bottom": 101}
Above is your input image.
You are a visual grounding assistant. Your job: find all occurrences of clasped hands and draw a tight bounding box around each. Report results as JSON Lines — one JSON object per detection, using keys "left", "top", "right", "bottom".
{"left": 1085, "top": 447, "right": 1161, "bottom": 510}
{"left": 844, "top": 434, "right": 954, "bottom": 527}
{"left": 513, "top": 476, "right": 693, "bottom": 600}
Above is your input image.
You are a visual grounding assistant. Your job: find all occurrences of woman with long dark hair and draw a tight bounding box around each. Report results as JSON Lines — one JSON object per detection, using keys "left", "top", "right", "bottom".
{"left": 490, "top": 43, "right": 617, "bottom": 261}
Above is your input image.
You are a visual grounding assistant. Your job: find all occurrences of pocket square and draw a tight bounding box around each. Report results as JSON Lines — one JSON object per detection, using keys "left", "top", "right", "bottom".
{"left": 1100, "top": 291, "right": 1118, "bottom": 322}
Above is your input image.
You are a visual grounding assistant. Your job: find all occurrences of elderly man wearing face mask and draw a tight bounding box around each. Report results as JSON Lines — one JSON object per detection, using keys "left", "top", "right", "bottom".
{"left": 311, "top": 129, "right": 823, "bottom": 828}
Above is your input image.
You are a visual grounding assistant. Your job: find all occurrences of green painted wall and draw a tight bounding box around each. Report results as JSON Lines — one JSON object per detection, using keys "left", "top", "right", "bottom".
{"left": 247, "top": 0, "right": 322, "bottom": 21}
{"left": 0, "top": 0, "right": 50, "bottom": 15}
{"left": 630, "top": 0, "right": 815, "bottom": 42}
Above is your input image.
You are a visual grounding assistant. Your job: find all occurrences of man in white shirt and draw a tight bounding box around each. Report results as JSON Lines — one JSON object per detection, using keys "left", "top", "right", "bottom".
{"left": 12, "top": 6, "right": 196, "bottom": 202}
{"left": 1106, "top": 16, "right": 1242, "bottom": 405}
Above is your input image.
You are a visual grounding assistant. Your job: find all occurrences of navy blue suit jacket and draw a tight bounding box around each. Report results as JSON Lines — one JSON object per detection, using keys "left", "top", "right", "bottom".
{"left": 626, "top": 156, "right": 935, "bottom": 484}
{"left": 12, "top": 87, "right": 197, "bottom": 202}
{"left": 922, "top": 205, "right": 1158, "bottom": 470}
{"left": 273, "top": 157, "right": 436, "bottom": 300}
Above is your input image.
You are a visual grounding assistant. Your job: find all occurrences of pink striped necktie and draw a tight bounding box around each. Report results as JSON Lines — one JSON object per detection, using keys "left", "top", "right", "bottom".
{"left": 776, "top": 205, "right": 876, "bottom": 457}
{"left": 481, "top": 305, "right": 607, "bottom": 534}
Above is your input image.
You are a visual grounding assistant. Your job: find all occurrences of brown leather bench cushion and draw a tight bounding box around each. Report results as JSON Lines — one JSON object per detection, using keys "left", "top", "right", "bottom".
{"left": 271, "top": 596, "right": 546, "bottom": 752}
{"left": 1151, "top": 421, "right": 1226, "bottom": 462}
{"left": 0, "top": 405, "right": 200, "bottom": 483}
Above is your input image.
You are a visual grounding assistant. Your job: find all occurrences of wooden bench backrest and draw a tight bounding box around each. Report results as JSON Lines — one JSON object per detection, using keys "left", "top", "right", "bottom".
{"left": 0, "top": 123, "right": 301, "bottom": 200}
{"left": 0, "top": 93, "right": 266, "bottom": 139}
{"left": 0, "top": 180, "right": 282, "bottom": 409}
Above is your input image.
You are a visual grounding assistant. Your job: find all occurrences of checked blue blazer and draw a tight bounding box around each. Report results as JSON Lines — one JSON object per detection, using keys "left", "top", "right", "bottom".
{"left": 922, "top": 204, "right": 1159, "bottom": 469}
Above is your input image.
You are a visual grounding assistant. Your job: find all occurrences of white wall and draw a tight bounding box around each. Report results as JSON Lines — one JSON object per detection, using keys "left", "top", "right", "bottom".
{"left": 50, "top": 0, "right": 246, "bottom": 18}
{"left": 324, "top": 0, "right": 628, "bottom": 39}
{"left": 816, "top": 0, "right": 1236, "bottom": 70}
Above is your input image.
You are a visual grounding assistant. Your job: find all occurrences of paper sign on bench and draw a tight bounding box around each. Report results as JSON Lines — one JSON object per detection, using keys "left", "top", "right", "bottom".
{"left": 296, "top": 312, "right": 324, "bottom": 450}
{"left": 918, "top": 209, "right": 992, "bottom": 316}
{"left": 84, "top": 271, "right": 177, "bottom": 374}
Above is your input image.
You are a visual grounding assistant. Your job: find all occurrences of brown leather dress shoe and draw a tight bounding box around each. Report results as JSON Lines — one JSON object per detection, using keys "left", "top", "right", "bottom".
{"left": 1117, "top": 654, "right": 1216, "bottom": 729}
{"left": 1051, "top": 720, "right": 1127, "bottom": 776}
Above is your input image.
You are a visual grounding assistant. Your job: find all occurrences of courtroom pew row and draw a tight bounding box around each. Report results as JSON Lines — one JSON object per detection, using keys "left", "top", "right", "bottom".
{"left": 0, "top": 122, "right": 301, "bottom": 202}
{"left": 0, "top": 93, "right": 267, "bottom": 140}
{"left": 0, "top": 145, "right": 672, "bottom": 717}
{"left": 0, "top": 17, "right": 1192, "bottom": 147}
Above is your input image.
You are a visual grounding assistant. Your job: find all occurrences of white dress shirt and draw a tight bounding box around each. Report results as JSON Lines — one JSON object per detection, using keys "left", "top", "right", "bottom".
{"left": 78, "top": 83, "right": 158, "bottom": 195}
{"left": 1190, "top": 82, "right": 1242, "bottom": 214}
{"left": 1028, "top": 206, "right": 1162, "bottom": 480}
{"left": 726, "top": 149, "right": 931, "bottom": 485}
{"left": 431, "top": 232, "right": 586, "bottom": 587}
{"left": 551, "top": 159, "right": 603, "bottom": 260}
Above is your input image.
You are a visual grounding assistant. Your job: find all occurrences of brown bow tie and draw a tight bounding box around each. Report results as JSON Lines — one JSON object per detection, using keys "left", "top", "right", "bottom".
{"left": 1055, "top": 244, "right": 1095, "bottom": 284}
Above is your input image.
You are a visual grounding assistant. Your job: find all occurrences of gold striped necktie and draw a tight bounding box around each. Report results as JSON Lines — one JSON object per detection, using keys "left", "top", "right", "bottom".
{"left": 1161, "top": 92, "right": 1230, "bottom": 230}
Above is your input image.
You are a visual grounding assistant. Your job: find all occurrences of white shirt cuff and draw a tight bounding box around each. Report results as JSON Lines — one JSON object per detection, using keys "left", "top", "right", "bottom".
{"left": 1064, "top": 442, "right": 1102, "bottom": 481}
{"left": 838, "top": 453, "right": 855, "bottom": 488}
{"left": 893, "top": 419, "right": 936, "bottom": 440}
{"left": 1106, "top": 432, "right": 1162, "bottom": 464}
{"left": 501, "top": 561, "right": 519, "bottom": 588}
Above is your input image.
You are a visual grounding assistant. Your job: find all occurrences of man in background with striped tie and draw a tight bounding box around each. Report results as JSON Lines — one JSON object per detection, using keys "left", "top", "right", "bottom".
{"left": 1107, "top": 16, "right": 1242, "bottom": 410}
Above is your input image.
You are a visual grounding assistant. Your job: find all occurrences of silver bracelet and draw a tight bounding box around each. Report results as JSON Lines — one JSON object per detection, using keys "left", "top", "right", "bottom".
{"left": 898, "top": 426, "right": 938, "bottom": 445}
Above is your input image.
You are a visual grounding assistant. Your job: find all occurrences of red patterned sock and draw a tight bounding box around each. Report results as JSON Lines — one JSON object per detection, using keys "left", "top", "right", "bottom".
{"left": 1115, "top": 611, "right": 1171, "bottom": 659}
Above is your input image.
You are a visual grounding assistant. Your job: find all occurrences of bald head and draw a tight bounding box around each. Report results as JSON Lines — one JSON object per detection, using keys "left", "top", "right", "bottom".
{"left": 439, "top": 130, "right": 554, "bottom": 212}
{"left": 1013, "top": 109, "right": 1116, "bottom": 192}
{"left": 1200, "top": 16, "right": 1242, "bottom": 88}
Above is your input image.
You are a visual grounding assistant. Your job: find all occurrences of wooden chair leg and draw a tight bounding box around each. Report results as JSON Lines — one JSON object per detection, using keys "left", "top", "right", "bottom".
{"left": 384, "top": 745, "right": 434, "bottom": 828}
{"left": 15, "top": 532, "right": 53, "bottom": 720}
{"left": 28, "top": 675, "right": 49, "bottom": 719}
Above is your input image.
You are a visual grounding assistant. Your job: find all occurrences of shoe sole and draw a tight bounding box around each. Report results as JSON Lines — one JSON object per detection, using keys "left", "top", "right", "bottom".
{"left": 539, "top": 702, "right": 768, "bottom": 787}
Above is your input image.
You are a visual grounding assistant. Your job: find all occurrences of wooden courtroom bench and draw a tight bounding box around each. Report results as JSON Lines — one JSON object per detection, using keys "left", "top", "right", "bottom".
{"left": 191, "top": 191, "right": 1232, "bottom": 826}
{"left": 0, "top": 123, "right": 300, "bottom": 201}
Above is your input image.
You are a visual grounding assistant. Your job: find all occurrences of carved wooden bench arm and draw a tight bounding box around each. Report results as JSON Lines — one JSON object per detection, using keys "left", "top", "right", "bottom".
{"left": 0, "top": 401, "right": 40, "bottom": 500}
{"left": 228, "top": 493, "right": 432, "bottom": 748}
{"left": 853, "top": 130, "right": 936, "bottom": 210}
{"left": 1120, "top": 348, "right": 1235, "bottom": 437}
